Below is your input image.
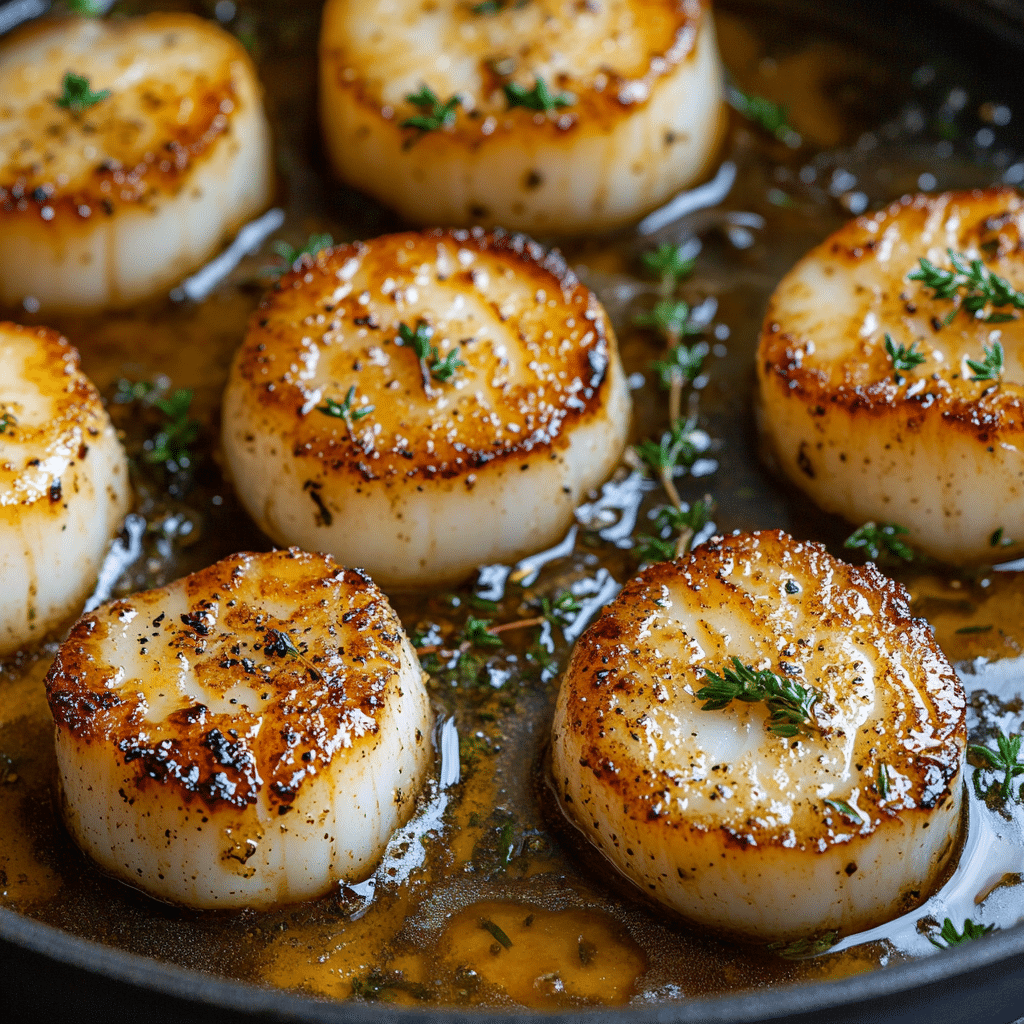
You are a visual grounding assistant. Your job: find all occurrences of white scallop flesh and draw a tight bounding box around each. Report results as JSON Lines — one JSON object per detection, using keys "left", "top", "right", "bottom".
{"left": 0, "top": 321, "right": 129, "bottom": 655}
{"left": 319, "top": 0, "right": 725, "bottom": 234}
{"left": 0, "top": 13, "right": 273, "bottom": 312}
{"left": 551, "top": 530, "right": 966, "bottom": 942}
{"left": 45, "top": 549, "right": 433, "bottom": 910}
{"left": 759, "top": 187, "right": 1024, "bottom": 565}
{"left": 221, "top": 229, "right": 631, "bottom": 589}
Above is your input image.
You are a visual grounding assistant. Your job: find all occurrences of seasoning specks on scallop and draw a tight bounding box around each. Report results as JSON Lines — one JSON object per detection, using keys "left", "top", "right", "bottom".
{"left": 318, "top": 0, "right": 724, "bottom": 234}
{"left": 758, "top": 187, "right": 1024, "bottom": 565}
{"left": 0, "top": 13, "right": 273, "bottom": 312}
{"left": 46, "top": 548, "right": 433, "bottom": 910}
{"left": 551, "top": 530, "right": 966, "bottom": 942}
{"left": 221, "top": 228, "right": 631, "bottom": 589}
{"left": 0, "top": 321, "right": 129, "bottom": 655}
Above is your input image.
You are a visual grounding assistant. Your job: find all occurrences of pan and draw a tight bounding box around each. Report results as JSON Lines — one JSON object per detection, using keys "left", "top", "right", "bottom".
{"left": 1, "top": 0, "right": 1024, "bottom": 1021}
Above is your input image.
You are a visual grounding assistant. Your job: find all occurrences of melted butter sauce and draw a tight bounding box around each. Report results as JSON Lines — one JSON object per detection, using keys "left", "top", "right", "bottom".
{"left": 2, "top": 0, "right": 1024, "bottom": 1011}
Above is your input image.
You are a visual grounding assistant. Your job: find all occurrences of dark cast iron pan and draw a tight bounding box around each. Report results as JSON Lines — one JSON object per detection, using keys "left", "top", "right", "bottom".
{"left": 2, "top": 0, "right": 1024, "bottom": 1021}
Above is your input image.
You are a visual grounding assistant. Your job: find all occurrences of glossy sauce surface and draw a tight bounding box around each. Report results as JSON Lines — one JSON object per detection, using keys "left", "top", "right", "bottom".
{"left": 1, "top": 0, "right": 1024, "bottom": 1011}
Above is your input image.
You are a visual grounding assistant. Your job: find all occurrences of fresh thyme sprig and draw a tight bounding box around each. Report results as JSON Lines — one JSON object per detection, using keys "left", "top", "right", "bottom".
{"left": 636, "top": 496, "right": 715, "bottom": 562}
{"left": 884, "top": 333, "right": 926, "bottom": 380}
{"left": 538, "top": 591, "right": 581, "bottom": 625}
{"left": 927, "top": 917, "right": 996, "bottom": 949}
{"left": 635, "top": 299, "right": 702, "bottom": 341}
{"left": 823, "top": 798, "right": 863, "bottom": 825}
{"left": 317, "top": 384, "right": 374, "bottom": 438}
{"left": 641, "top": 243, "right": 695, "bottom": 290}
{"left": 969, "top": 730, "right": 1024, "bottom": 802}
{"left": 908, "top": 248, "right": 1024, "bottom": 327}
{"left": 634, "top": 417, "right": 701, "bottom": 509}
{"left": 650, "top": 342, "right": 707, "bottom": 392}
{"left": 727, "top": 84, "right": 801, "bottom": 146}
{"left": 402, "top": 85, "right": 461, "bottom": 135}
{"left": 504, "top": 76, "right": 574, "bottom": 112}
{"left": 966, "top": 339, "right": 1004, "bottom": 382}
{"left": 397, "top": 319, "right": 465, "bottom": 390}
{"left": 144, "top": 389, "right": 199, "bottom": 468}
{"left": 696, "top": 657, "right": 821, "bottom": 738}
{"left": 0, "top": 408, "right": 17, "bottom": 434}
{"left": 266, "top": 232, "right": 333, "bottom": 276}
{"left": 843, "top": 521, "right": 914, "bottom": 562}
{"left": 55, "top": 72, "right": 110, "bottom": 113}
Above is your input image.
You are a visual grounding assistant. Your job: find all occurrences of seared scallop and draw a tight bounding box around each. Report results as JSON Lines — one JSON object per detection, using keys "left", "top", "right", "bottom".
{"left": 0, "top": 321, "right": 129, "bottom": 655}
{"left": 551, "top": 530, "right": 965, "bottom": 942}
{"left": 221, "top": 229, "right": 631, "bottom": 589}
{"left": 46, "top": 548, "right": 433, "bottom": 910}
{"left": 759, "top": 187, "right": 1024, "bottom": 565}
{"left": 319, "top": 0, "right": 724, "bottom": 235}
{"left": 0, "top": 13, "right": 273, "bottom": 312}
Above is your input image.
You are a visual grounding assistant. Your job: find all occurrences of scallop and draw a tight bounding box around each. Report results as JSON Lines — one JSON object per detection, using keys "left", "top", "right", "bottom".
{"left": 0, "top": 321, "right": 129, "bottom": 655}
{"left": 318, "top": 0, "right": 724, "bottom": 235}
{"left": 0, "top": 13, "right": 273, "bottom": 312}
{"left": 758, "top": 187, "right": 1024, "bottom": 564}
{"left": 221, "top": 228, "right": 631, "bottom": 589}
{"left": 551, "top": 530, "right": 965, "bottom": 942}
{"left": 45, "top": 548, "right": 433, "bottom": 910}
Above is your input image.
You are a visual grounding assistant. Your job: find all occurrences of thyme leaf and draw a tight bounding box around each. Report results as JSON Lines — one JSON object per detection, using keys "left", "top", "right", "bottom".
{"left": 884, "top": 333, "right": 926, "bottom": 379}
{"left": 823, "top": 798, "right": 863, "bottom": 825}
{"left": 908, "top": 248, "right": 1024, "bottom": 326}
{"left": 843, "top": 521, "right": 914, "bottom": 562}
{"left": 636, "top": 497, "right": 715, "bottom": 562}
{"left": 966, "top": 339, "right": 1004, "bottom": 382}
{"left": 144, "top": 389, "right": 199, "bottom": 468}
{"left": 641, "top": 243, "right": 695, "bottom": 286}
{"left": 55, "top": 72, "right": 110, "bottom": 113}
{"left": 650, "top": 342, "right": 707, "bottom": 390}
{"left": 696, "top": 657, "right": 820, "bottom": 737}
{"left": 397, "top": 320, "right": 464, "bottom": 386}
{"left": 268, "top": 232, "right": 333, "bottom": 276}
{"left": 927, "top": 917, "right": 996, "bottom": 948}
{"left": 727, "top": 85, "right": 800, "bottom": 146}
{"left": 402, "top": 85, "right": 461, "bottom": 134}
{"left": 462, "top": 616, "right": 504, "bottom": 649}
{"left": 317, "top": 385, "right": 375, "bottom": 436}
{"left": 503, "top": 76, "right": 574, "bottom": 112}
{"left": 877, "top": 762, "right": 890, "bottom": 799}
{"left": 634, "top": 418, "right": 700, "bottom": 475}
{"left": 969, "top": 730, "right": 1024, "bottom": 800}
{"left": 65, "top": 0, "right": 107, "bottom": 14}
{"left": 634, "top": 299, "right": 701, "bottom": 340}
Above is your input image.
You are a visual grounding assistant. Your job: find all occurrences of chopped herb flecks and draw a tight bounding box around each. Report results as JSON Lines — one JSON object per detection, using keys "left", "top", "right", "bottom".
{"left": 727, "top": 85, "right": 800, "bottom": 146}
{"left": 402, "top": 85, "right": 461, "bottom": 135}
{"left": 504, "top": 76, "right": 574, "bottom": 112}
{"left": 927, "top": 917, "right": 995, "bottom": 948}
{"left": 884, "top": 333, "right": 926, "bottom": 379}
{"left": 823, "top": 798, "right": 863, "bottom": 826}
{"left": 56, "top": 72, "right": 110, "bottom": 113}
{"left": 844, "top": 521, "right": 914, "bottom": 562}
{"left": 966, "top": 339, "right": 1004, "bottom": 382}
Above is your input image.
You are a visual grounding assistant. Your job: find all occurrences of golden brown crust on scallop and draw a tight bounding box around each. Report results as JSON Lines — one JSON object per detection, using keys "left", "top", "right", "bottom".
{"left": 46, "top": 549, "right": 413, "bottom": 811}
{"left": 759, "top": 187, "right": 1024, "bottom": 443}
{"left": 0, "top": 13, "right": 260, "bottom": 224}
{"left": 320, "top": 0, "right": 708, "bottom": 146}
{"left": 234, "top": 228, "right": 615, "bottom": 483}
{"left": 559, "top": 530, "right": 965, "bottom": 849}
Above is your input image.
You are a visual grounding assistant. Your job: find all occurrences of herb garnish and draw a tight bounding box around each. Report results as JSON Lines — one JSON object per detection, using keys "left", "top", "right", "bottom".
{"left": 641, "top": 243, "right": 695, "bottom": 287}
{"left": 503, "top": 77, "right": 574, "bottom": 112}
{"left": 402, "top": 85, "right": 461, "bottom": 135}
{"left": 65, "top": 0, "right": 107, "bottom": 13}
{"left": 908, "top": 248, "right": 1024, "bottom": 326}
{"left": 264, "top": 627, "right": 323, "bottom": 680}
{"left": 966, "top": 339, "right": 1004, "bottom": 382}
{"left": 0, "top": 408, "right": 17, "bottom": 434}
{"left": 843, "top": 521, "right": 914, "bottom": 562}
{"left": 969, "top": 730, "right": 1024, "bottom": 802}
{"left": 877, "top": 762, "right": 890, "bottom": 799}
{"left": 727, "top": 85, "right": 800, "bottom": 146}
{"left": 650, "top": 342, "right": 707, "bottom": 391}
{"left": 317, "top": 385, "right": 374, "bottom": 438}
{"left": 927, "top": 917, "right": 995, "bottom": 949}
{"left": 480, "top": 918, "right": 513, "bottom": 949}
{"left": 397, "top": 319, "right": 465, "bottom": 390}
{"left": 636, "top": 497, "right": 715, "bottom": 562}
{"left": 635, "top": 299, "right": 702, "bottom": 341}
{"left": 990, "top": 527, "right": 1014, "bottom": 548}
{"left": 267, "top": 232, "right": 333, "bottom": 276}
{"left": 823, "top": 798, "right": 863, "bottom": 825}
{"left": 884, "top": 333, "right": 926, "bottom": 379}
{"left": 696, "top": 657, "right": 821, "bottom": 738}
{"left": 634, "top": 418, "right": 702, "bottom": 509}
{"left": 463, "top": 615, "right": 504, "bottom": 650}
{"left": 767, "top": 931, "right": 838, "bottom": 958}
{"left": 56, "top": 72, "right": 110, "bottom": 113}
{"left": 143, "top": 388, "right": 199, "bottom": 468}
